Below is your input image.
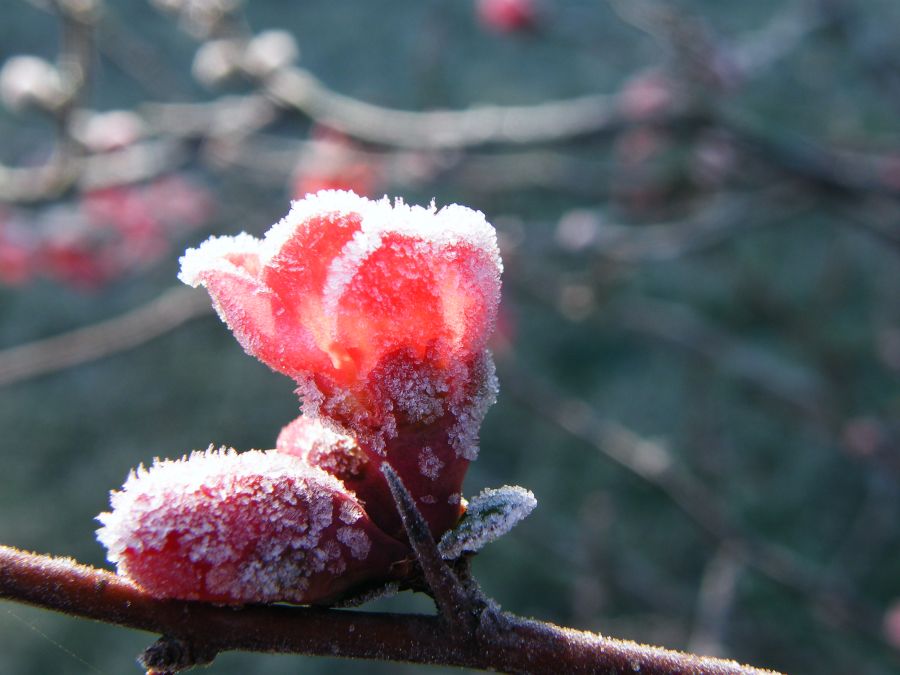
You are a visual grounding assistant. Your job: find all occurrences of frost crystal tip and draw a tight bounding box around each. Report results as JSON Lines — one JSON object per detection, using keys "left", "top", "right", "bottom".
{"left": 181, "top": 191, "right": 503, "bottom": 538}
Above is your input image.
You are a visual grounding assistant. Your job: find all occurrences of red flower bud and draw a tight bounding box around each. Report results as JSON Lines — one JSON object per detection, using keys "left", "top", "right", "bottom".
{"left": 476, "top": 0, "right": 539, "bottom": 33}
{"left": 180, "top": 191, "right": 502, "bottom": 538}
{"left": 97, "top": 448, "right": 409, "bottom": 605}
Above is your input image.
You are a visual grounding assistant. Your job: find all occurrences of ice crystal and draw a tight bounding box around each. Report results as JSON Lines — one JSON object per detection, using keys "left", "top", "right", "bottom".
{"left": 418, "top": 446, "right": 444, "bottom": 480}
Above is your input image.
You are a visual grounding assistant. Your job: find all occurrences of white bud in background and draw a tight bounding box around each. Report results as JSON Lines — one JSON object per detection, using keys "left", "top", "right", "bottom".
{"left": 191, "top": 39, "right": 242, "bottom": 88}
{"left": 243, "top": 30, "right": 299, "bottom": 78}
{"left": 0, "top": 56, "right": 64, "bottom": 113}
{"left": 70, "top": 109, "right": 146, "bottom": 152}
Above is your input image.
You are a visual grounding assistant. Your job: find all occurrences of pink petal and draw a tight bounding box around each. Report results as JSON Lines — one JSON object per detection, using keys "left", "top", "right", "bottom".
{"left": 180, "top": 234, "right": 330, "bottom": 377}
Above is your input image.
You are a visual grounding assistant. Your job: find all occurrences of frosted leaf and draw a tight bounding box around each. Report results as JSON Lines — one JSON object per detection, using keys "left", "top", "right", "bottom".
{"left": 438, "top": 485, "right": 536, "bottom": 560}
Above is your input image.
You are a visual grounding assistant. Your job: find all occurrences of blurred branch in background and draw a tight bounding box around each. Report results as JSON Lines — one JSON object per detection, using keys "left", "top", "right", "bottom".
{"left": 0, "top": 287, "right": 210, "bottom": 388}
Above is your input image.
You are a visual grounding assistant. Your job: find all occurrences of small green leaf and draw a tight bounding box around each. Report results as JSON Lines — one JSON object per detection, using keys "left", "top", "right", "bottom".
{"left": 438, "top": 485, "right": 536, "bottom": 560}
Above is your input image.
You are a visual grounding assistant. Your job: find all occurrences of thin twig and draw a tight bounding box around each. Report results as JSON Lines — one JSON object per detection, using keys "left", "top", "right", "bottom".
{"left": 688, "top": 546, "right": 743, "bottom": 657}
{"left": 497, "top": 357, "right": 886, "bottom": 645}
{"left": 0, "top": 287, "right": 212, "bottom": 388}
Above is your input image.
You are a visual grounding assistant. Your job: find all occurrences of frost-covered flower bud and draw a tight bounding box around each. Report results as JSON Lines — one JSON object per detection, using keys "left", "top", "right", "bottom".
{"left": 179, "top": 191, "right": 503, "bottom": 538}
{"left": 0, "top": 56, "right": 64, "bottom": 113}
{"left": 96, "top": 448, "right": 409, "bottom": 604}
{"left": 243, "top": 30, "right": 299, "bottom": 78}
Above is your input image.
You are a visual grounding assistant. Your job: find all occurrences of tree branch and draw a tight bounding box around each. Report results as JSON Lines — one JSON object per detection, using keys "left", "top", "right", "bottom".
{"left": 0, "top": 545, "right": 781, "bottom": 674}
{"left": 0, "top": 287, "right": 212, "bottom": 388}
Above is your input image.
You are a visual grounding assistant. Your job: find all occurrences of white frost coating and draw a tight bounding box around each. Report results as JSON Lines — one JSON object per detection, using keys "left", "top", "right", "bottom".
{"left": 382, "top": 360, "right": 448, "bottom": 425}
{"left": 177, "top": 232, "right": 263, "bottom": 287}
{"left": 339, "top": 499, "right": 363, "bottom": 525}
{"left": 418, "top": 446, "right": 444, "bottom": 480}
{"left": 438, "top": 485, "right": 537, "bottom": 560}
{"left": 336, "top": 526, "right": 371, "bottom": 560}
{"left": 95, "top": 446, "right": 353, "bottom": 601}
{"left": 448, "top": 351, "right": 499, "bottom": 460}
{"left": 323, "top": 539, "right": 347, "bottom": 575}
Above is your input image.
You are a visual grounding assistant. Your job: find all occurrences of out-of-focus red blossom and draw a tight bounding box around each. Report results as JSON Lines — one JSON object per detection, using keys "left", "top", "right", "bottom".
{"left": 841, "top": 417, "right": 884, "bottom": 458}
{"left": 614, "top": 127, "right": 668, "bottom": 168}
{"left": 618, "top": 69, "right": 678, "bottom": 121}
{"left": 611, "top": 127, "right": 672, "bottom": 217}
{"left": 293, "top": 170, "right": 378, "bottom": 201}
{"left": 878, "top": 154, "right": 900, "bottom": 192}
{"left": 0, "top": 175, "right": 211, "bottom": 291}
{"left": 0, "top": 240, "right": 33, "bottom": 285}
{"left": 97, "top": 448, "right": 410, "bottom": 604}
{"left": 180, "top": 190, "right": 502, "bottom": 538}
{"left": 0, "top": 211, "right": 36, "bottom": 286}
{"left": 291, "top": 131, "right": 381, "bottom": 200}
{"left": 41, "top": 240, "right": 115, "bottom": 289}
{"left": 143, "top": 175, "right": 214, "bottom": 228}
{"left": 476, "top": 0, "right": 539, "bottom": 33}
{"left": 883, "top": 599, "right": 900, "bottom": 650}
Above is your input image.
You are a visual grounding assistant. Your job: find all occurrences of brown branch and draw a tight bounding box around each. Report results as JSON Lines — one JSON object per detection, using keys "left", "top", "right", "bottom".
{"left": 0, "top": 545, "right": 782, "bottom": 674}
{"left": 0, "top": 287, "right": 212, "bottom": 388}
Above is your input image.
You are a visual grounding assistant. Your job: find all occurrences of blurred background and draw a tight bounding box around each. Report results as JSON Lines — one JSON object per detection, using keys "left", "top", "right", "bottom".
{"left": 1, "top": 0, "right": 899, "bottom": 673}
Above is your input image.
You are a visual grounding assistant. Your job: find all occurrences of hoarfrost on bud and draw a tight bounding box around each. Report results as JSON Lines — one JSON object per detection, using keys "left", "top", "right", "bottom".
{"left": 96, "top": 446, "right": 408, "bottom": 604}
{"left": 438, "top": 485, "right": 536, "bottom": 560}
{"left": 418, "top": 446, "right": 444, "bottom": 480}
